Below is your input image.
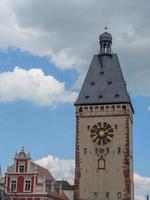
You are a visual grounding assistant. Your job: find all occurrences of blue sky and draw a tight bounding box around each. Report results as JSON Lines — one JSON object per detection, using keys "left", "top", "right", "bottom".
{"left": 0, "top": 48, "right": 77, "bottom": 165}
{"left": 0, "top": 0, "right": 150, "bottom": 199}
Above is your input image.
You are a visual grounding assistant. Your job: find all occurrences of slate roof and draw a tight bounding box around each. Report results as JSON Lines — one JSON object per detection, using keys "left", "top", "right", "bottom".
{"left": 75, "top": 53, "right": 131, "bottom": 106}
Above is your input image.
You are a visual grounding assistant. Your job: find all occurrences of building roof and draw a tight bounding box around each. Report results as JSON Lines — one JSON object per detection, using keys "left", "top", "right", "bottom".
{"left": 56, "top": 180, "right": 74, "bottom": 190}
{"left": 32, "top": 162, "right": 55, "bottom": 181}
{"left": 75, "top": 53, "right": 131, "bottom": 106}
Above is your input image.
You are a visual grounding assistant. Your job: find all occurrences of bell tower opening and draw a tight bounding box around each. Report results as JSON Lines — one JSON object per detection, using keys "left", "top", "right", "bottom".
{"left": 99, "top": 29, "right": 112, "bottom": 55}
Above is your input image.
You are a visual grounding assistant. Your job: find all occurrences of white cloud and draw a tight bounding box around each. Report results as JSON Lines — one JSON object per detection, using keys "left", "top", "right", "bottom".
{"left": 35, "top": 155, "right": 150, "bottom": 198}
{"left": 0, "top": 0, "right": 149, "bottom": 96}
{"left": 134, "top": 172, "right": 150, "bottom": 197}
{"left": 0, "top": 67, "right": 77, "bottom": 107}
{"left": 148, "top": 107, "right": 150, "bottom": 111}
{"left": 35, "top": 155, "right": 75, "bottom": 184}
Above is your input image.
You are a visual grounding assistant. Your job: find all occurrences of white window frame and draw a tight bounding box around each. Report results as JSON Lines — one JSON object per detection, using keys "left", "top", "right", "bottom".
{"left": 24, "top": 179, "right": 31, "bottom": 192}
{"left": 19, "top": 164, "right": 25, "bottom": 173}
{"left": 10, "top": 179, "right": 17, "bottom": 192}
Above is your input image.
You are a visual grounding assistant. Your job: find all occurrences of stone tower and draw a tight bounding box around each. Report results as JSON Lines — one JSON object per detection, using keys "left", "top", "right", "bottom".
{"left": 74, "top": 30, "right": 134, "bottom": 200}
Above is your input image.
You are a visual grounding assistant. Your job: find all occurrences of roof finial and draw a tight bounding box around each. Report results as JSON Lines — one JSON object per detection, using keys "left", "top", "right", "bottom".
{"left": 104, "top": 21, "right": 109, "bottom": 31}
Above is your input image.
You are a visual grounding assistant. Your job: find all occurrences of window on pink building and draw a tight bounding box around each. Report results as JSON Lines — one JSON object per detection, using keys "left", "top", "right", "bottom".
{"left": 24, "top": 180, "right": 31, "bottom": 192}
{"left": 11, "top": 180, "right": 17, "bottom": 192}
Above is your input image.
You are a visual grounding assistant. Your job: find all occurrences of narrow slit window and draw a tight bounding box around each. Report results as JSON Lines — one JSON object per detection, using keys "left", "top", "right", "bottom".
{"left": 91, "top": 82, "right": 95, "bottom": 86}
{"left": 106, "top": 192, "right": 110, "bottom": 198}
{"left": 99, "top": 95, "right": 103, "bottom": 99}
{"left": 118, "top": 147, "right": 121, "bottom": 154}
{"left": 83, "top": 148, "right": 87, "bottom": 154}
{"left": 108, "top": 81, "right": 112, "bottom": 85}
{"left": 107, "top": 148, "right": 109, "bottom": 153}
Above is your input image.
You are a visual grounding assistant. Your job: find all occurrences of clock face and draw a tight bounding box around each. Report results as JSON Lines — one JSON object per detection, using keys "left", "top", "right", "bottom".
{"left": 90, "top": 122, "right": 114, "bottom": 145}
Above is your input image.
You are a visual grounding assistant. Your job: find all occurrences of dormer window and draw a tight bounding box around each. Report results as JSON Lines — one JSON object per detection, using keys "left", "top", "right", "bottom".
{"left": 19, "top": 164, "right": 25, "bottom": 173}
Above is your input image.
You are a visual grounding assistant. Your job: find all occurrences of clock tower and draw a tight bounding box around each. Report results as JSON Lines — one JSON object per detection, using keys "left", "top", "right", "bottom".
{"left": 74, "top": 30, "right": 134, "bottom": 200}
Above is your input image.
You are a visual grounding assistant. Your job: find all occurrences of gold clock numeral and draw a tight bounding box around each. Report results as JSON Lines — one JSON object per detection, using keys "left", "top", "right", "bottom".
{"left": 107, "top": 135, "right": 113, "bottom": 141}
{"left": 91, "top": 129, "right": 96, "bottom": 133}
{"left": 93, "top": 125, "right": 98, "bottom": 130}
{"left": 98, "top": 122, "right": 102, "bottom": 128}
{"left": 103, "top": 122, "right": 107, "bottom": 128}
{"left": 105, "top": 124, "right": 111, "bottom": 130}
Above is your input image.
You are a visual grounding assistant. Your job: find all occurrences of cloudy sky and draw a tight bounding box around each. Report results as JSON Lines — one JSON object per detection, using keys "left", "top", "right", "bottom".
{"left": 0, "top": 0, "right": 150, "bottom": 199}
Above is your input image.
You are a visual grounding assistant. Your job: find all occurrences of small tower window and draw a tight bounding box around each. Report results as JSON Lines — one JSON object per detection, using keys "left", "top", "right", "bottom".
{"left": 90, "top": 106, "right": 93, "bottom": 111}
{"left": 98, "top": 95, "right": 103, "bottom": 99}
{"left": 100, "top": 71, "right": 104, "bottom": 75}
{"left": 111, "top": 105, "right": 115, "bottom": 110}
{"left": 79, "top": 107, "right": 83, "bottom": 112}
{"left": 106, "top": 106, "right": 110, "bottom": 110}
{"left": 108, "top": 81, "right": 112, "bottom": 85}
{"left": 115, "top": 124, "right": 118, "bottom": 130}
{"left": 115, "top": 94, "right": 119, "bottom": 99}
{"left": 122, "top": 105, "right": 126, "bottom": 110}
{"left": 95, "top": 106, "right": 99, "bottom": 110}
{"left": 91, "top": 82, "right": 95, "bottom": 86}
{"left": 117, "top": 105, "right": 121, "bottom": 109}
{"left": 85, "top": 95, "right": 89, "bottom": 99}
{"left": 84, "top": 106, "right": 88, "bottom": 111}
{"left": 100, "top": 106, "right": 104, "bottom": 111}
